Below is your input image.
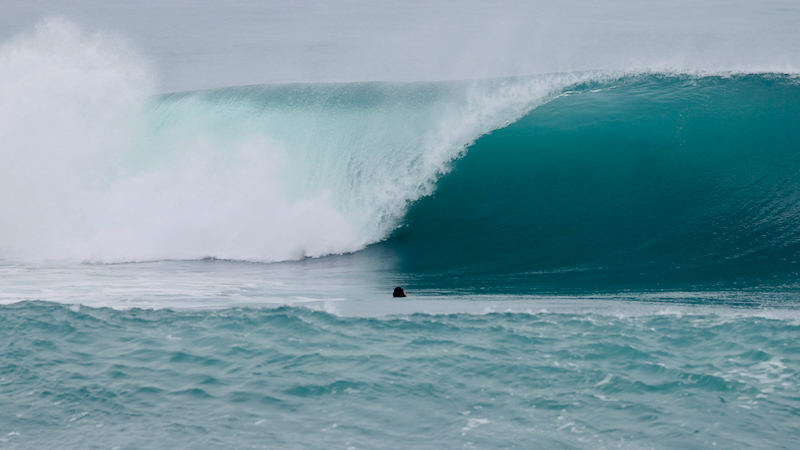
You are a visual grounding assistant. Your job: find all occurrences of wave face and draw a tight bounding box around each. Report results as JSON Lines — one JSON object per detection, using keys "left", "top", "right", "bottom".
{"left": 384, "top": 75, "right": 800, "bottom": 291}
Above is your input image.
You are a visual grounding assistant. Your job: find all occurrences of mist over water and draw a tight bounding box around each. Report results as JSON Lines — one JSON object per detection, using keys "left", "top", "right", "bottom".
{"left": 1, "top": 1, "right": 799, "bottom": 92}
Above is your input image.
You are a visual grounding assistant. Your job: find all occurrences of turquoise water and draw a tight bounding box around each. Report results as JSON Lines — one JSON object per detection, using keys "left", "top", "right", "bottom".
{"left": 3, "top": 73, "right": 800, "bottom": 449}
{"left": 2, "top": 301, "right": 800, "bottom": 449}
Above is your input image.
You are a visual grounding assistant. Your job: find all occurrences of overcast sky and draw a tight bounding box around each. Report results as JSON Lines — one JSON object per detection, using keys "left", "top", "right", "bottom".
{"left": 2, "top": 0, "right": 799, "bottom": 92}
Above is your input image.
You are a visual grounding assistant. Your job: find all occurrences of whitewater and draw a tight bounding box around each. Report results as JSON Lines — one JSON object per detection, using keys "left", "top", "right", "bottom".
{"left": 2, "top": 1, "right": 800, "bottom": 449}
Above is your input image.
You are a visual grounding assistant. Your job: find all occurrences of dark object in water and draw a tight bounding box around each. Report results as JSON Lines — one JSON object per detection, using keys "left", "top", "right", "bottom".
{"left": 393, "top": 287, "right": 407, "bottom": 297}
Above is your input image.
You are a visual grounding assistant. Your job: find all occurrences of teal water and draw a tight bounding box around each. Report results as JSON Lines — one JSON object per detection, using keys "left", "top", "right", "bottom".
{"left": 2, "top": 301, "right": 799, "bottom": 449}
{"left": 385, "top": 75, "right": 800, "bottom": 292}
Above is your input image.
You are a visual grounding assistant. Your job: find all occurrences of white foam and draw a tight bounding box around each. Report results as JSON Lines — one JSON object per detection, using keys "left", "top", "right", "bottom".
{"left": 556, "top": 422, "right": 575, "bottom": 432}
{"left": 4, "top": 258, "right": 800, "bottom": 316}
{"left": 1, "top": 20, "right": 607, "bottom": 264}
{"left": 462, "top": 418, "right": 490, "bottom": 433}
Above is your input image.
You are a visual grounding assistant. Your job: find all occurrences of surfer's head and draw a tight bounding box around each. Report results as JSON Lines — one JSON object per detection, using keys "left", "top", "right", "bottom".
{"left": 393, "top": 287, "right": 407, "bottom": 297}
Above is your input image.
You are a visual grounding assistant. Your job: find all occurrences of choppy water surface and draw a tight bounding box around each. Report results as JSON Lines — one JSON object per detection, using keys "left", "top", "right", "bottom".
{"left": 2, "top": 299, "right": 800, "bottom": 450}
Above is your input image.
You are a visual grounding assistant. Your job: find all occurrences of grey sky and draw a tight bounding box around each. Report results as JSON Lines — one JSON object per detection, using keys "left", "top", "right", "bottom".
{"left": 2, "top": 0, "right": 798, "bottom": 92}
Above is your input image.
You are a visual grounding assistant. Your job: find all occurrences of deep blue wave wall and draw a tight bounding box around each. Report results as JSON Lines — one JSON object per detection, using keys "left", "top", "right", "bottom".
{"left": 381, "top": 75, "right": 800, "bottom": 292}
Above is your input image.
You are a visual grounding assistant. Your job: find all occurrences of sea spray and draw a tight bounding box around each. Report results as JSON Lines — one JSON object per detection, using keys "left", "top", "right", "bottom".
{"left": 1, "top": 21, "right": 602, "bottom": 262}
{"left": 0, "top": 19, "right": 153, "bottom": 259}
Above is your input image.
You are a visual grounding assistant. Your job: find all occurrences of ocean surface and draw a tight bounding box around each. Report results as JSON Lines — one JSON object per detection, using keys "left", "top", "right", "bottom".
{"left": 2, "top": 2, "right": 800, "bottom": 449}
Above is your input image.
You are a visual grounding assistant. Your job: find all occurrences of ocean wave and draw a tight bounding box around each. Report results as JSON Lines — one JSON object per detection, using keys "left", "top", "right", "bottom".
{"left": 2, "top": 21, "right": 799, "bottom": 287}
{"left": 384, "top": 75, "right": 800, "bottom": 289}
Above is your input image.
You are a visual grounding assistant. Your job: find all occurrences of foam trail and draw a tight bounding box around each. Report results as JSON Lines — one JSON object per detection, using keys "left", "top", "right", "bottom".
{"left": 384, "top": 75, "right": 800, "bottom": 290}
